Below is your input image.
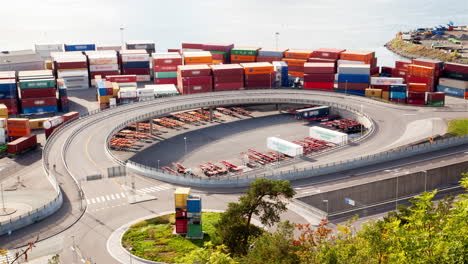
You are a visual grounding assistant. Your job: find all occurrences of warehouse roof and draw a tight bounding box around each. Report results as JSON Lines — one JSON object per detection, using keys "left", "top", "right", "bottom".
{"left": 0, "top": 50, "right": 43, "bottom": 65}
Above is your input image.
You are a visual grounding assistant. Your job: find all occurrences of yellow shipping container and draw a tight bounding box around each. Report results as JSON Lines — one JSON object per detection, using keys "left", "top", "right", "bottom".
{"left": 98, "top": 95, "right": 113, "bottom": 104}
{"left": 0, "top": 104, "right": 8, "bottom": 117}
{"left": 174, "top": 187, "right": 191, "bottom": 208}
{"left": 29, "top": 118, "right": 48, "bottom": 130}
{"left": 45, "top": 60, "right": 53, "bottom": 70}
{"left": 365, "top": 88, "right": 382, "bottom": 98}
{"left": 112, "top": 83, "right": 120, "bottom": 97}
{"left": 382, "top": 91, "right": 390, "bottom": 101}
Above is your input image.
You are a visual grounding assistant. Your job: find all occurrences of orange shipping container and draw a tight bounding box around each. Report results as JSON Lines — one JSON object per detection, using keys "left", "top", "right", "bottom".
{"left": 407, "top": 83, "right": 428, "bottom": 92}
{"left": 7, "top": 118, "right": 31, "bottom": 137}
{"left": 340, "top": 51, "right": 374, "bottom": 63}
{"left": 289, "top": 71, "right": 305, "bottom": 78}
{"left": 231, "top": 55, "right": 256, "bottom": 62}
{"left": 284, "top": 49, "right": 313, "bottom": 60}
{"left": 184, "top": 57, "right": 212, "bottom": 64}
{"left": 407, "top": 64, "right": 435, "bottom": 78}
{"left": 240, "top": 62, "right": 274, "bottom": 75}
{"left": 282, "top": 58, "right": 307, "bottom": 67}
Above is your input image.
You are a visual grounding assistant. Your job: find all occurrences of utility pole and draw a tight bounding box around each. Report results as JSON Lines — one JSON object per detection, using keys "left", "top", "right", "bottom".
{"left": 120, "top": 25, "right": 125, "bottom": 50}
{"left": 275, "top": 32, "right": 280, "bottom": 50}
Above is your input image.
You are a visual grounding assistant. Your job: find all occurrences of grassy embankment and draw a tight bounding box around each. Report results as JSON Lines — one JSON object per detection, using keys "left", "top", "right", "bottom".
{"left": 121, "top": 212, "right": 221, "bottom": 263}
{"left": 447, "top": 119, "right": 468, "bottom": 136}
{"left": 388, "top": 37, "right": 468, "bottom": 64}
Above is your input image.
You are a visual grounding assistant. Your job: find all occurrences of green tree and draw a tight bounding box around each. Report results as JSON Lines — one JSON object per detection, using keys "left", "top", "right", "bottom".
{"left": 215, "top": 179, "right": 296, "bottom": 255}
{"left": 177, "top": 242, "right": 238, "bottom": 264}
{"left": 241, "top": 221, "right": 300, "bottom": 264}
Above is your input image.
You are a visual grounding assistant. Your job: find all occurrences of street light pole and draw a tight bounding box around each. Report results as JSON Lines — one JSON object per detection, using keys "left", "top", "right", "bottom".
{"left": 275, "top": 32, "right": 280, "bottom": 50}
{"left": 184, "top": 137, "right": 187, "bottom": 156}
{"left": 157, "top": 160, "right": 160, "bottom": 170}
{"left": 322, "top": 199, "right": 329, "bottom": 219}
{"left": 395, "top": 175, "right": 399, "bottom": 210}
{"left": 120, "top": 25, "right": 125, "bottom": 50}
{"left": 423, "top": 170, "right": 427, "bottom": 192}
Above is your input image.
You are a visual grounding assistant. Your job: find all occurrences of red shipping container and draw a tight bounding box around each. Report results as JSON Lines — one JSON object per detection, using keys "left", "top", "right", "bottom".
{"left": 304, "top": 63, "right": 335, "bottom": 74}
{"left": 288, "top": 65, "right": 305, "bottom": 72}
{"left": 20, "top": 88, "right": 56, "bottom": 99}
{"left": 390, "top": 98, "right": 407, "bottom": 104}
{"left": 370, "top": 66, "right": 380, "bottom": 76}
{"left": 408, "top": 91, "right": 426, "bottom": 99}
{"left": 178, "top": 83, "right": 212, "bottom": 95}
{"left": 175, "top": 219, "right": 188, "bottom": 233}
{"left": 202, "top": 43, "right": 234, "bottom": 52}
{"left": 180, "top": 76, "right": 212, "bottom": 86}
{"left": 337, "top": 82, "right": 368, "bottom": 90}
{"left": 214, "top": 75, "right": 244, "bottom": 83}
{"left": 381, "top": 66, "right": 394, "bottom": 75}
{"left": 106, "top": 88, "right": 113, "bottom": 95}
{"left": 122, "top": 68, "right": 151, "bottom": 75}
{"left": 7, "top": 134, "right": 37, "bottom": 155}
{"left": 244, "top": 73, "right": 275, "bottom": 81}
{"left": 304, "top": 82, "right": 334, "bottom": 89}
{"left": 312, "top": 48, "right": 345, "bottom": 60}
{"left": 60, "top": 97, "right": 69, "bottom": 107}
{"left": 90, "top": 71, "right": 120, "bottom": 79}
{"left": 244, "top": 80, "right": 274, "bottom": 87}
{"left": 211, "top": 52, "right": 225, "bottom": 62}
{"left": 154, "top": 65, "right": 179, "bottom": 72}
{"left": 308, "top": 57, "right": 337, "bottom": 64}
{"left": 407, "top": 99, "right": 425, "bottom": 105}
{"left": 210, "top": 64, "right": 244, "bottom": 76}
{"left": 107, "top": 75, "right": 137, "bottom": 83}
{"left": 370, "top": 57, "right": 378, "bottom": 68}
{"left": 154, "top": 57, "right": 183, "bottom": 66}
{"left": 412, "top": 58, "right": 443, "bottom": 70}
{"left": 154, "top": 78, "right": 177, "bottom": 85}
{"left": 45, "top": 126, "right": 57, "bottom": 139}
{"left": 214, "top": 82, "right": 244, "bottom": 91}
{"left": 444, "top": 62, "right": 468, "bottom": 74}
{"left": 407, "top": 83, "right": 428, "bottom": 92}
{"left": 395, "top": 60, "right": 411, "bottom": 69}
{"left": 55, "top": 61, "right": 87, "bottom": 69}
{"left": 168, "top": 49, "right": 181, "bottom": 53}
{"left": 21, "top": 97, "right": 57, "bottom": 108}
{"left": 304, "top": 73, "right": 335, "bottom": 82}
{"left": 182, "top": 43, "right": 204, "bottom": 50}
{"left": 178, "top": 65, "right": 212, "bottom": 77}
{"left": 63, "top": 111, "right": 79, "bottom": 122}
{"left": 427, "top": 92, "right": 445, "bottom": 101}
{"left": 392, "top": 68, "right": 408, "bottom": 78}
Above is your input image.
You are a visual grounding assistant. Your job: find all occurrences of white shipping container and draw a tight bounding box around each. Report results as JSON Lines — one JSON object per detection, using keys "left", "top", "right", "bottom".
{"left": 89, "top": 57, "right": 118, "bottom": 65}
{"left": 0, "top": 118, "right": 5, "bottom": 128}
{"left": 267, "top": 137, "right": 303, "bottom": 157}
{"left": 118, "top": 82, "right": 138, "bottom": 88}
{"left": 136, "top": 75, "right": 151, "bottom": 82}
{"left": 338, "top": 64, "right": 370, "bottom": 75}
{"left": 57, "top": 70, "right": 89, "bottom": 78}
{"left": 0, "top": 127, "right": 6, "bottom": 135}
{"left": 309, "top": 126, "right": 348, "bottom": 145}
{"left": 438, "top": 78, "right": 468, "bottom": 90}
{"left": 118, "top": 91, "right": 138, "bottom": 99}
{"left": 44, "top": 116, "right": 64, "bottom": 129}
{"left": 89, "top": 64, "right": 119, "bottom": 72}
{"left": 337, "top": 60, "right": 366, "bottom": 66}
{"left": 0, "top": 135, "right": 5, "bottom": 145}
{"left": 137, "top": 88, "right": 155, "bottom": 97}
{"left": 147, "top": 84, "right": 179, "bottom": 95}
{"left": 35, "top": 44, "right": 63, "bottom": 52}
{"left": 109, "top": 98, "right": 117, "bottom": 106}
{"left": 370, "top": 77, "right": 404, "bottom": 85}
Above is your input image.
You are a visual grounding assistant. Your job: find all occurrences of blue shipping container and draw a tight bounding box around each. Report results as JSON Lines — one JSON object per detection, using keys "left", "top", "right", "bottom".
{"left": 436, "top": 85, "right": 465, "bottom": 98}
{"left": 390, "top": 84, "right": 407, "bottom": 92}
{"left": 97, "top": 88, "right": 108, "bottom": 96}
{"left": 390, "top": 92, "right": 407, "bottom": 99}
{"left": 22, "top": 105, "right": 58, "bottom": 114}
{"left": 334, "top": 89, "right": 365, "bottom": 96}
{"left": 0, "top": 93, "right": 18, "bottom": 99}
{"left": 121, "top": 61, "right": 150, "bottom": 69}
{"left": 0, "top": 82, "right": 16, "bottom": 90}
{"left": 58, "top": 88, "right": 68, "bottom": 97}
{"left": 187, "top": 198, "right": 202, "bottom": 213}
{"left": 337, "top": 74, "right": 370, "bottom": 84}
{"left": 64, "top": 44, "right": 96, "bottom": 52}
{"left": 258, "top": 50, "right": 284, "bottom": 57}
{"left": 60, "top": 105, "right": 70, "bottom": 113}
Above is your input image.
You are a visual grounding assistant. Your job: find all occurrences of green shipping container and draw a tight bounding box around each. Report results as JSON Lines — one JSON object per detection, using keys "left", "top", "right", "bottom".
{"left": 19, "top": 79, "right": 56, "bottom": 89}
{"left": 231, "top": 48, "right": 258, "bottom": 56}
{"left": 209, "top": 51, "right": 228, "bottom": 59}
{"left": 155, "top": 71, "right": 177, "bottom": 79}
{"left": 187, "top": 223, "right": 203, "bottom": 238}
{"left": 427, "top": 100, "right": 445, "bottom": 107}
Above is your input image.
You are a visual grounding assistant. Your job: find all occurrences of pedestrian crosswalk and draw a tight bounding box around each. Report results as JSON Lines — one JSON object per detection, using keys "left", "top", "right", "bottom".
{"left": 0, "top": 250, "right": 15, "bottom": 263}
{"left": 86, "top": 185, "right": 171, "bottom": 205}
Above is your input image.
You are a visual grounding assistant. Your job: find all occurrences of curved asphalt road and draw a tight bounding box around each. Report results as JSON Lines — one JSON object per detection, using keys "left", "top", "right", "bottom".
{"left": 7, "top": 90, "right": 468, "bottom": 263}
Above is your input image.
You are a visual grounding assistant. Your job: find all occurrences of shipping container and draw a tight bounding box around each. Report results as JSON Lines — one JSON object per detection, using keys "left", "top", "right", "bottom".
{"left": 438, "top": 78, "right": 468, "bottom": 90}
{"left": 22, "top": 105, "right": 58, "bottom": 114}
{"left": 20, "top": 88, "right": 56, "bottom": 99}
{"left": 337, "top": 74, "right": 370, "bottom": 83}
{"left": 64, "top": 43, "right": 96, "bottom": 52}
{"left": 365, "top": 88, "right": 382, "bottom": 98}
{"left": 177, "top": 65, "right": 212, "bottom": 77}
{"left": 309, "top": 126, "right": 348, "bottom": 145}
{"left": 241, "top": 62, "right": 274, "bottom": 75}
{"left": 339, "top": 51, "right": 374, "bottom": 63}
{"left": 175, "top": 188, "right": 191, "bottom": 208}
{"left": 338, "top": 64, "right": 370, "bottom": 75}
{"left": 303, "top": 74, "right": 335, "bottom": 83}
{"left": 7, "top": 134, "right": 37, "bottom": 155}
{"left": 231, "top": 47, "right": 259, "bottom": 56}
{"left": 370, "top": 77, "right": 404, "bottom": 85}
{"left": 284, "top": 49, "right": 313, "bottom": 60}
{"left": 436, "top": 85, "right": 466, "bottom": 97}
{"left": 312, "top": 48, "right": 346, "bottom": 60}
{"left": 303, "top": 82, "right": 334, "bottom": 90}
{"left": 304, "top": 63, "right": 335, "bottom": 74}
{"left": 295, "top": 106, "right": 330, "bottom": 120}
{"left": 267, "top": 137, "right": 303, "bottom": 157}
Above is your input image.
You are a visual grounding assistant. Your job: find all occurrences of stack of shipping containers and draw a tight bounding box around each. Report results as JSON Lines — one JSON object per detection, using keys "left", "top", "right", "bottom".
{"left": 86, "top": 51, "right": 119, "bottom": 86}
{"left": 120, "top": 50, "right": 151, "bottom": 82}
{"left": 231, "top": 47, "right": 259, "bottom": 63}
{"left": 187, "top": 195, "right": 203, "bottom": 238}
{"left": 369, "top": 77, "right": 404, "bottom": 100}
{"left": 283, "top": 49, "right": 313, "bottom": 78}
{"left": 202, "top": 43, "right": 234, "bottom": 64}
{"left": 96, "top": 79, "right": 115, "bottom": 109}
{"left": 0, "top": 72, "right": 18, "bottom": 115}
{"left": 256, "top": 48, "right": 286, "bottom": 63}
{"left": 241, "top": 62, "right": 275, "bottom": 89}
{"left": 34, "top": 44, "right": 63, "bottom": 61}
{"left": 175, "top": 188, "right": 191, "bottom": 234}
{"left": 339, "top": 51, "right": 378, "bottom": 75}
{"left": 177, "top": 65, "right": 213, "bottom": 94}
{"left": 210, "top": 64, "right": 244, "bottom": 91}
{"left": 437, "top": 63, "right": 468, "bottom": 99}
{"left": 106, "top": 75, "right": 138, "bottom": 105}
{"left": 152, "top": 52, "right": 182, "bottom": 85}
{"left": 272, "top": 61, "right": 289, "bottom": 88}
{"left": 303, "top": 63, "right": 335, "bottom": 90}
{"left": 183, "top": 51, "right": 213, "bottom": 65}
{"left": 18, "top": 70, "right": 57, "bottom": 114}
{"left": 56, "top": 79, "right": 69, "bottom": 112}
{"left": 336, "top": 64, "right": 370, "bottom": 96}
{"left": 6, "top": 118, "right": 30, "bottom": 141}
{"left": 389, "top": 84, "right": 407, "bottom": 103}
{"left": 52, "top": 52, "right": 89, "bottom": 90}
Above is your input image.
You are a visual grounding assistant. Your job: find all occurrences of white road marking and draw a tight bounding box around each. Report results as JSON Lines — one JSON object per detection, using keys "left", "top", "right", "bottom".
{"left": 115, "top": 194, "right": 121, "bottom": 199}
{"left": 105, "top": 195, "right": 111, "bottom": 201}
{"left": 91, "top": 198, "right": 96, "bottom": 204}
{"left": 111, "top": 194, "right": 116, "bottom": 200}
{"left": 96, "top": 197, "right": 102, "bottom": 203}
{"left": 120, "top": 192, "right": 126, "bottom": 198}
{"left": 86, "top": 199, "right": 90, "bottom": 204}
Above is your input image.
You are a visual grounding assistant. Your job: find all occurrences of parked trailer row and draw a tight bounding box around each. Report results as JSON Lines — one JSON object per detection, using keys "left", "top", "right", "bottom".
{"left": 319, "top": 119, "right": 363, "bottom": 134}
